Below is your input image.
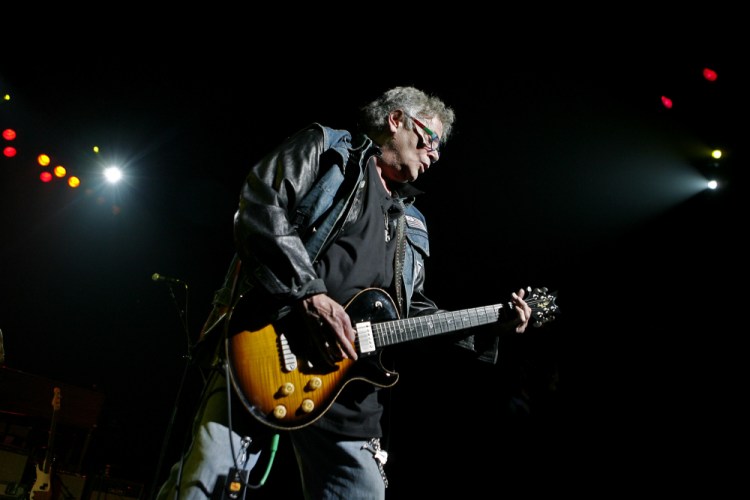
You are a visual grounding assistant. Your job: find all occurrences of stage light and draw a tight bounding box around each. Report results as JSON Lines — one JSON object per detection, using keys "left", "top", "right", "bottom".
{"left": 103, "top": 166, "right": 123, "bottom": 183}
{"left": 698, "top": 148, "right": 727, "bottom": 192}
{"left": 37, "top": 154, "right": 51, "bottom": 167}
{"left": 2, "top": 128, "right": 17, "bottom": 158}
{"left": 703, "top": 68, "right": 718, "bottom": 82}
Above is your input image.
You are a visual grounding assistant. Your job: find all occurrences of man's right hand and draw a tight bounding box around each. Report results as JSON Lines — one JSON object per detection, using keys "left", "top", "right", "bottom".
{"left": 299, "top": 294, "right": 359, "bottom": 364}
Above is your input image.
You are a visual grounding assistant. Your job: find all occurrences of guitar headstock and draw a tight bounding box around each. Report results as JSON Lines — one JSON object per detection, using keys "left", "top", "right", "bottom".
{"left": 51, "top": 387, "right": 61, "bottom": 412}
{"left": 524, "top": 287, "right": 559, "bottom": 328}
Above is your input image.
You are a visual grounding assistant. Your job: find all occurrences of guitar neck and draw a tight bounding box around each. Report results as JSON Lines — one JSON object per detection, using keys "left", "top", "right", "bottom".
{"left": 42, "top": 388, "right": 61, "bottom": 473}
{"left": 41, "top": 409, "right": 59, "bottom": 472}
{"left": 372, "top": 303, "right": 508, "bottom": 348}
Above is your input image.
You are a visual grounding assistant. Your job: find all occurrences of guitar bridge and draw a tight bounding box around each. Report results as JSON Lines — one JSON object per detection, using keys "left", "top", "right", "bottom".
{"left": 278, "top": 333, "right": 297, "bottom": 371}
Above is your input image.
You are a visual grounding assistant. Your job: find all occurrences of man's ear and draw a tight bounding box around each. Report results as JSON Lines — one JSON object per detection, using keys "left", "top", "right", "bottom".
{"left": 387, "top": 110, "right": 405, "bottom": 134}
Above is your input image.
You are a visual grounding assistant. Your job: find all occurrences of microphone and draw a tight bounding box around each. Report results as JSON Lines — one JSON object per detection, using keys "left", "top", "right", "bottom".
{"left": 152, "top": 272, "right": 184, "bottom": 284}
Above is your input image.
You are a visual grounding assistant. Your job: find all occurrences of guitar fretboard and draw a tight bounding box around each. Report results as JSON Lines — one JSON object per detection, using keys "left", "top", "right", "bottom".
{"left": 372, "top": 304, "right": 506, "bottom": 347}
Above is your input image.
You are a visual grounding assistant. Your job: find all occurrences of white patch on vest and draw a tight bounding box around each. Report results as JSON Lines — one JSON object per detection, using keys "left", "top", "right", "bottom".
{"left": 404, "top": 215, "right": 426, "bottom": 231}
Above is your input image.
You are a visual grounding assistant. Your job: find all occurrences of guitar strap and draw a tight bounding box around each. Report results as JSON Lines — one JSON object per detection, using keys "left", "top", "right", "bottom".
{"left": 393, "top": 200, "right": 407, "bottom": 318}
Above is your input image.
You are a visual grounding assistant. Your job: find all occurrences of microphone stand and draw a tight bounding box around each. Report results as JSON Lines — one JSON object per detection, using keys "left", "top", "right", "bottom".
{"left": 149, "top": 280, "right": 192, "bottom": 500}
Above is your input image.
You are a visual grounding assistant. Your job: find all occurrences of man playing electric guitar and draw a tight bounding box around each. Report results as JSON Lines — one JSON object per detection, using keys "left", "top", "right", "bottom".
{"left": 227, "top": 286, "right": 557, "bottom": 430}
{"left": 157, "top": 86, "right": 553, "bottom": 500}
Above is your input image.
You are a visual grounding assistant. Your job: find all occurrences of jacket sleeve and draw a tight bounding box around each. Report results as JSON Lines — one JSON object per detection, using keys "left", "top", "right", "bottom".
{"left": 407, "top": 259, "right": 501, "bottom": 365}
{"left": 233, "top": 125, "right": 329, "bottom": 302}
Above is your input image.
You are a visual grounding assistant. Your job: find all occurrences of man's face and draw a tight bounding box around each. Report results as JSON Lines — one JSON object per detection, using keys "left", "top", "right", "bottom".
{"left": 381, "top": 114, "right": 443, "bottom": 184}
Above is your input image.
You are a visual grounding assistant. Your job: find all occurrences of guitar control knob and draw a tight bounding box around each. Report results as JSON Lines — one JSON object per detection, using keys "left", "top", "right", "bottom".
{"left": 300, "top": 399, "right": 314, "bottom": 413}
{"left": 306, "top": 377, "right": 322, "bottom": 390}
{"left": 279, "top": 382, "right": 295, "bottom": 396}
{"left": 273, "top": 405, "right": 287, "bottom": 419}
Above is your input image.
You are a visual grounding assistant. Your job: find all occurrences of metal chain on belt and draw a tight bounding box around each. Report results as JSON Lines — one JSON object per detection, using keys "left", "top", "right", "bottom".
{"left": 362, "top": 438, "right": 389, "bottom": 488}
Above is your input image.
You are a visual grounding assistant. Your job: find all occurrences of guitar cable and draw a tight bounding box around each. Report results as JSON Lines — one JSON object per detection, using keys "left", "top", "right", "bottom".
{"left": 225, "top": 360, "right": 280, "bottom": 494}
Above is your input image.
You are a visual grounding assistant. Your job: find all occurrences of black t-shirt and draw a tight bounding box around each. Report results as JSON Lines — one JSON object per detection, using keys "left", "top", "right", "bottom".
{"left": 312, "top": 158, "right": 404, "bottom": 437}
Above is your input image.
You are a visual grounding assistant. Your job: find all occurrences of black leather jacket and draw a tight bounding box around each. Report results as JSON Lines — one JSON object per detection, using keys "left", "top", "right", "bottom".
{"left": 199, "top": 123, "right": 500, "bottom": 363}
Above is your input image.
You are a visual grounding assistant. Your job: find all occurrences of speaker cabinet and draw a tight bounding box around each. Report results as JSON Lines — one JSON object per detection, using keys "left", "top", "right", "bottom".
{"left": 0, "top": 447, "right": 28, "bottom": 483}
{"left": 56, "top": 472, "right": 87, "bottom": 500}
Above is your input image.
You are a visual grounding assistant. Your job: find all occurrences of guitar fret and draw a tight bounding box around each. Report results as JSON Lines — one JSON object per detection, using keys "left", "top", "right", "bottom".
{"left": 404, "top": 317, "right": 416, "bottom": 341}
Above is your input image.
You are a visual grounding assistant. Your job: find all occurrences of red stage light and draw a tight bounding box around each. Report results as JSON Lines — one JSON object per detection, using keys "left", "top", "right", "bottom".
{"left": 703, "top": 68, "right": 718, "bottom": 82}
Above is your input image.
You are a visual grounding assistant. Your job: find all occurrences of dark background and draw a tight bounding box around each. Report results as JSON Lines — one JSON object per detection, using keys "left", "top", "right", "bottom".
{"left": 1, "top": 45, "right": 745, "bottom": 498}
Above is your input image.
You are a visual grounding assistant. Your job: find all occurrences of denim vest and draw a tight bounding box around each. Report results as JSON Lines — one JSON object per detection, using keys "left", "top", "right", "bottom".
{"left": 294, "top": 125, "right": 430, "bottom": 314}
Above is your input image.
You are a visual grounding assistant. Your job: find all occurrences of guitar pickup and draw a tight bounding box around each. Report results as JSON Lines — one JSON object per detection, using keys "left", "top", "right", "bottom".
{"left": 355, "top": 321, "right": 376, "bottom": 354}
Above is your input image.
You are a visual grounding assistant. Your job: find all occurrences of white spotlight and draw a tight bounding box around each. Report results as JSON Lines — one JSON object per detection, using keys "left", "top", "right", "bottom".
{"left": 104, "top": 166, "right": 123, "bottom": 184}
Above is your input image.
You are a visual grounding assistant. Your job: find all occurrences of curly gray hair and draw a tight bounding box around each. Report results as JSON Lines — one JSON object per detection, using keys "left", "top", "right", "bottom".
{"left": 359, "top": 86, "right": 455, "bottom": 143}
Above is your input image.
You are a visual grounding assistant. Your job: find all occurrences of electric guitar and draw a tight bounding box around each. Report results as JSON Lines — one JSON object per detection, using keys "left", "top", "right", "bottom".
{"left": 30, "top": 387, "right": 61, "bottom": 500}
{"left": 227, "top": 287, "right": 558, "bottom": 430}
